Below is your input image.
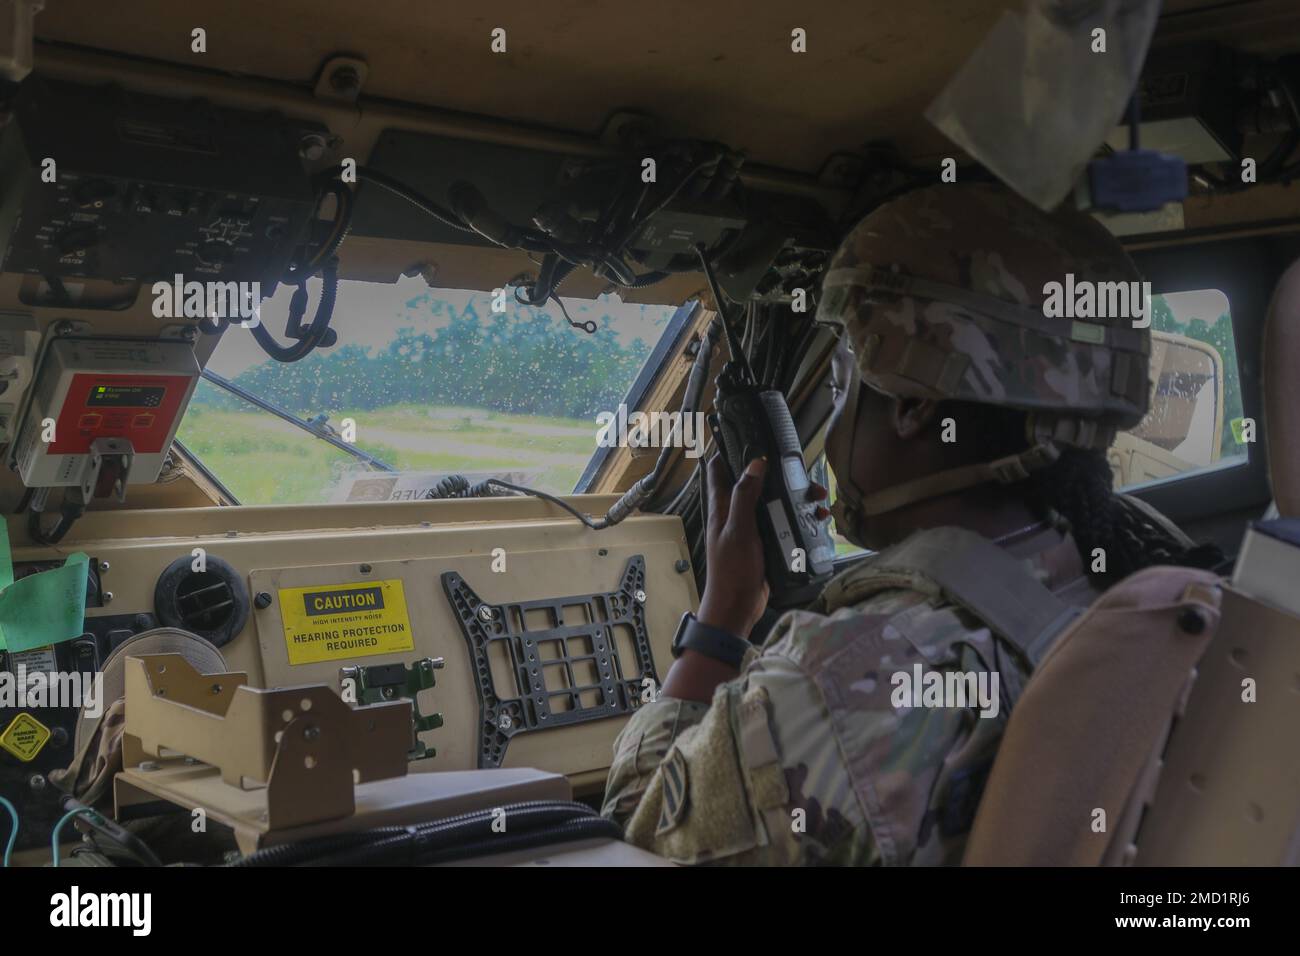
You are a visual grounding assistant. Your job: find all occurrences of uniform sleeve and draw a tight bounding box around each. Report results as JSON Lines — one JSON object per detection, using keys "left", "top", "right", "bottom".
{"left": 601, "top": 695, "right": 711, "bottom": 825}
{"left": 601, "top": 611, "right": 891, "bottom": 866}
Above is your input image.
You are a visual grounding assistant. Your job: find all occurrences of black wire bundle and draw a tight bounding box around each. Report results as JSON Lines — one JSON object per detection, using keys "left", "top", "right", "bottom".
{"left": 419, "top": 144, "right": 745, "bottom": 332}
{"left": 510, "top": 147, "right": 740, "bottom": 315}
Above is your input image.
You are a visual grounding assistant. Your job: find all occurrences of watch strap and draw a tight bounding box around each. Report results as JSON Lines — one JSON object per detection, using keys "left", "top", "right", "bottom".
{"left": 671, "top": 612, "right": 750, "bottom": 669}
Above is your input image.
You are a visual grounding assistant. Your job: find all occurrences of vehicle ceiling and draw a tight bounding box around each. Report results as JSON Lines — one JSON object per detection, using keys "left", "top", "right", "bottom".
{"left": 37, "top": 0, "right": 1300, "bottom": 175}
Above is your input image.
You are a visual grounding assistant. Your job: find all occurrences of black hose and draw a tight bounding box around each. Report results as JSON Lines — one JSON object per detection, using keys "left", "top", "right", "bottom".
{"left": 300, "top": 180, "right": 354, "bottom": 274}
{"left": 227, "top": 800, "right": 608, "bottom": 867}
{"left": 416, "top": 817, "right": 620, "bottom": 865}
{"left": 314, "top": 802, "right": 615, "bottom": 867}
{"left": 279, "top": 178, "right": 356, "bottom": 287}
{"left": 28, "top": 496, "right": 85, "bottom": 546}
{"left": 307, "top": 831, "right": 414, "bottom": 867}
{"left": 224, "top": 827, "right": 407, "bottom": 868}
{"left": 250, "top": 260, "right": 339, "bottom": 363}
{"left": 11, "top": 486, "right": 33, "bottom": 515}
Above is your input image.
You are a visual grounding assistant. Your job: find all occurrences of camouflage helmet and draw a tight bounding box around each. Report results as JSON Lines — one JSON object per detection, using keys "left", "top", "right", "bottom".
{"left": 815, "top": 183, "right": 1151, "bottom": 451}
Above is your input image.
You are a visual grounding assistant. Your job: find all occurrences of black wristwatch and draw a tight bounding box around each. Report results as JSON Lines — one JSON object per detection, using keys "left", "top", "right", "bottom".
{"left": 670, "top": 612, "right": 751, "bottom": 669}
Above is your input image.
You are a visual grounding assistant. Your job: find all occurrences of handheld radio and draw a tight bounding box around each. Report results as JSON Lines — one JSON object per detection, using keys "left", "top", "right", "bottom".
{"left": 707, "top": 313, "right": 835, "bottom": 608}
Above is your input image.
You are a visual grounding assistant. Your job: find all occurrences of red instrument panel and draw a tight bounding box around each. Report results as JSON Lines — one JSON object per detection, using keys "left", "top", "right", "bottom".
{"left": 49, "top": 372, "right": 193, "bottom": 455}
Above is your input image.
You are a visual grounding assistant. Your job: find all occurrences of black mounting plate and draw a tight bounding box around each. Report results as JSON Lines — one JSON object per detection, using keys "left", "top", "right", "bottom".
{"left": 441, "top": 555, "right": 659, "bottom": 769}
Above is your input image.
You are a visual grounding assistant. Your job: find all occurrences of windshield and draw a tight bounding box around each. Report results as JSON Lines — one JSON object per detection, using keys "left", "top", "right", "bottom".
{"left": 177, "top": 277, "right": 685, "bottom": 504}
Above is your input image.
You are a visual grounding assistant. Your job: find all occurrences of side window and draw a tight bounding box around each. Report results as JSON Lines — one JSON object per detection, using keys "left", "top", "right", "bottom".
{"left": 1111, "top": 289, "right": 1248, "bottom": 491}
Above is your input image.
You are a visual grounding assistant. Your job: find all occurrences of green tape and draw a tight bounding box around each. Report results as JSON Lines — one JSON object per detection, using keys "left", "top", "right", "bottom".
{"left": 0, "top": 520, "right": 90, "bottom": 653}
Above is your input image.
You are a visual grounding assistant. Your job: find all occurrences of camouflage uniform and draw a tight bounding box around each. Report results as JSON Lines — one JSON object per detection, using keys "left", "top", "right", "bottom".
{"left": 603, "top": 528, "right": 1098, "bottom": 865}
{"left": 602, "top": 184, "right": 1150, "bottom": 865}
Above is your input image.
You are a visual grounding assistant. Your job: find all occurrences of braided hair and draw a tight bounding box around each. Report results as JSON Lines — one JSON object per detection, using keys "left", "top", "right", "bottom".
{"left": 940, "top": 400, "right": 1226, "bottom": 585}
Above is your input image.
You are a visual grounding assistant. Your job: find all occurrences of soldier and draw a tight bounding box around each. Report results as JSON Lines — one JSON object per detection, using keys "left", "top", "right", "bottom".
{"left": 601, "top": 183, "right": 1222, "bottom": 865}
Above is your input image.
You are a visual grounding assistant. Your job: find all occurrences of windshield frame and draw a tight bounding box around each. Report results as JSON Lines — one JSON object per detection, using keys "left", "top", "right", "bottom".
{"left": 573, "top": 300, "right": 700, "bottom": 492}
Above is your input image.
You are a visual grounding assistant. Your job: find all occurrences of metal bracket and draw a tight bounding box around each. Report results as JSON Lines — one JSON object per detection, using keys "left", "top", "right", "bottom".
{"left": 441, "top": 555, "right": 659, "bottom": 769}
{"left": 339, "top": 657, "right": 445, "bottom": 761}
{"left": 119, "top": 653, "right": 412, "bottom": 832}
{"left": 80, "top": 436, "right": 133, "bottom": 503}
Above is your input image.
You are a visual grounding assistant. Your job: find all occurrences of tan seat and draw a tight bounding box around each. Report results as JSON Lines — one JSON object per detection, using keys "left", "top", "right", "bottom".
{"left": 962, "top": 566, "right": 1221, "bottom": 866}
{"left": 1262, "top": 257, "right": 1300, "bottom": 516}
{"left": 965, "top": 257, "right": 1300, "bottom": 866}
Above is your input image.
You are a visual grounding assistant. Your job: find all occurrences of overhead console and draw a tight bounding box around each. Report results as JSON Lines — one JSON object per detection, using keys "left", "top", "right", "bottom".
{"left": 0, "top": 75, "right": 321, "bottom": 291}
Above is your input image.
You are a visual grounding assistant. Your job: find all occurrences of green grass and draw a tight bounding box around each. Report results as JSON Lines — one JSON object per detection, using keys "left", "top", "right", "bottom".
{"left": 333, "top": 404, "right": 598, "bottom": 457}
{"left": 178, "top": 404, "right": 593, "bottom": 505}
{"left": 361, "top": 404, "right": 597, "bottom": 433}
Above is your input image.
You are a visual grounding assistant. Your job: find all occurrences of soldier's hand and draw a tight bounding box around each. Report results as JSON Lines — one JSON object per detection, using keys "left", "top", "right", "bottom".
{"left": 698, "top": 453, "right": 770, "bottom": 638}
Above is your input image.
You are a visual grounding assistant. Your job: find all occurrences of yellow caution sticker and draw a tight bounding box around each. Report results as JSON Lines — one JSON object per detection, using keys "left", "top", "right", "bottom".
{"left": 279, "top": 579, "right": 415, "bottom": 665}
{"left": 1, "top": 711, "right": 52, "bottom": 762}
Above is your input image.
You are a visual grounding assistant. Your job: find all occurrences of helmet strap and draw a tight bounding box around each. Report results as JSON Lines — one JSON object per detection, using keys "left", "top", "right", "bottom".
{"left": 827, "top": 370, "right": 873, "bottom": 547}
{"left": 830, "top": 364, "right": 1062, "bottom": 526}
{"left": 855, "top": 443, "right": 1060, "bottom": 517}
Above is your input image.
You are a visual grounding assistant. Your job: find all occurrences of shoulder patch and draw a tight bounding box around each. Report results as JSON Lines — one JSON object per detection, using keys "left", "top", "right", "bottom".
{"left": 656, "top": 747, "right": 690, "bottom": 836}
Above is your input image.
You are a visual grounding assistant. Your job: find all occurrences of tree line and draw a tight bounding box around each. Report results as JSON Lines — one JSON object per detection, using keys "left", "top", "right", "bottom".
{"left": 196, "top": 295, "right": 659, "bottom": 421}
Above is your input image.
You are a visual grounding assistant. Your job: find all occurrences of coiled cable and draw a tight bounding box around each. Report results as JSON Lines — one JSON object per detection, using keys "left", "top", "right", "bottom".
{"left": 424, "top": 474, "right": 508, "bottom": 500}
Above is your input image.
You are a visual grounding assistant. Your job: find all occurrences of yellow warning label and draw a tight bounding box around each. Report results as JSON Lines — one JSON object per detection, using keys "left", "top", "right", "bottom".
{"left": 279, "top": 579, "right": 415, "bottom": 665}
{"left": 0, "top": 712, "right": 52, "bottom": 762}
